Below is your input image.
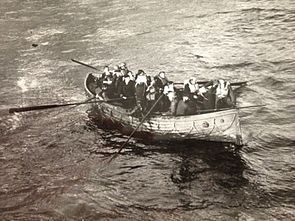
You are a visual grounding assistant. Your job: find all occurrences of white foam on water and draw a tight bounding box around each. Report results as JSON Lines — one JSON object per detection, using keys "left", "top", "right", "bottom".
{"left": 26, "top": 27, "right": 65, "bottom": 42}
{"left": 61, "top": 49, "right": 76, "bottom": 54}
{"left": 95, "top": 28, "right": 138, "bottom": 43}
{"left": 16, "top": 77, "right": 28, "bottom": 93}
{"left": 41, "top": 42, "right": 49, "bottom": 45}
{"left": 16, "top": 76, "right": 40, "bottom": 93}
{"left": 9, "top": 114, "right": 23, "bottom": 131}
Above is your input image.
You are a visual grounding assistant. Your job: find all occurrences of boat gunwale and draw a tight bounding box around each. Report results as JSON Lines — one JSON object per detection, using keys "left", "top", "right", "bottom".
{"left": 84, "top": 73, "right": 240, "bottom": 121}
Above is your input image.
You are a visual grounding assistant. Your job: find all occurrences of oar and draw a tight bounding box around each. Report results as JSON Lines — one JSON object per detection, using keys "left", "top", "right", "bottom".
{"left": 198, "top": 104, "right": 267, "bottom": 114}
{"left": 174, "top": 81, "right": 247, "bottom": 87}
{"left": 108, "top": 94, "right": 165, "bottom": 163}
{"left": 237, "top": 104, "right": 266, "bottom": 110}
{"left": 8, "top": 97, "right": 132, "bottom": 114}
{"left": 71, "top": 59, "right": 99, "bottom": 71}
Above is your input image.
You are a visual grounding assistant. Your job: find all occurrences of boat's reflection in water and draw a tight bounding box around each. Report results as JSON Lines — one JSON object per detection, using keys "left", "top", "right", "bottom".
{"left": 168, "top": 140, "right": 248, "bottom": 188}
{"left": 86, "top": 106, "right": 248, "bottom": 193}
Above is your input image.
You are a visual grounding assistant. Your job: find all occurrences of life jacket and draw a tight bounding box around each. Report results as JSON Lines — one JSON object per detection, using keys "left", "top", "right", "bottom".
{"left": 127, "top": 72, "right": 135, "bottom": 81}
{"left": 112, "top": 70, "right": 122, "bottom": 78}
{"left": 146, "top": 88, "right": 156, "bottom": 101}
{"left": 198, "top": 86, "right": 207, "bottom": 94}
{"left": 145, "top": 82, "right": 155, "bottom": 100}
{"left": 135, "top": 75, "right": 148, "bottom": 86}
{"left": 163, "top": 84, "right": 175, "bottom": 102}
{"left": 184, "top": 79, "right": 199, "bottom": 93}
{"left": 216, "top": 80, "right": 230, "bottom": 99}
{"left": 123, "top": 76, "right": 131, "bottom": 85}
{"left": 102, "top": 76, "right": 113, "bottom": 85}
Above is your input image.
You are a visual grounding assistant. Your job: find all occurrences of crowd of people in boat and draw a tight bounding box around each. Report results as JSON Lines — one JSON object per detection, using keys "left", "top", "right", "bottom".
{"left": 90, "top": 62, "right": 236, "bottom": 116}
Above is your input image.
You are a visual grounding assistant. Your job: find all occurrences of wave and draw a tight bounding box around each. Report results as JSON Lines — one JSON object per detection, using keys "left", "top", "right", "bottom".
{"left": 215, "top": 10, "right": 236, "bottom": 15}
{"left": 240, "top": 7, "right": 295, "bottom": 14}
{"left": 211, "top": 62, "right": 254, "bottom": 70}
{"left": 282, "top": 14, "right": 295, "bottom": 22}
{"left": 181, "top": 14, "right": 207, "bottom": 19}
{"left": 268, "top": 59, "right": 295, "bottom": 66}
{"left": 241, "top": 7, "right": 264, "bottom": 13}
{"left": 246, "top": 133, "right": 295, "bottom": 152}
{"left": 255, "top": 76, "right": 286, "bottom": 89}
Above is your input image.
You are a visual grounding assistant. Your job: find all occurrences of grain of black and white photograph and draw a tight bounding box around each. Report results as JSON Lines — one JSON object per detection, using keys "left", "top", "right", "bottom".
{"left": 0, "top": 0, "right": 294, "bottom": 220}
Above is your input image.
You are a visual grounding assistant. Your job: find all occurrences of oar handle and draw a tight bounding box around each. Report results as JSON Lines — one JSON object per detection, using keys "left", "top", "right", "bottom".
{"left": 71, "top": 59, "right": 99, "bottom": 71}
{"left": 108, "top": 93, "right": 165, "bottom": 163}
{"left": 174, "top": 81, "right": 247, "bottom": 86}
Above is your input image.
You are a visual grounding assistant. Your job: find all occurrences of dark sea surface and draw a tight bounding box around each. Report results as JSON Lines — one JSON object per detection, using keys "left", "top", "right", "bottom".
{"left": 0, "top": 0, "right": 294, "bottom": 220}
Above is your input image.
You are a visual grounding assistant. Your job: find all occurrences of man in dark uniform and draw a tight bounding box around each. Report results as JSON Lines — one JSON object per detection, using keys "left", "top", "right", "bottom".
{"left": 129, "top": 70, "right": 148, "bottom": 116}
{"left": 100, "top": 67, "right": 115, "bottom": 100}
{"left": 117, "top": 73, "right": 135, "bottom": 108}
{"left": 153, "top": 71, "right": 169, "bottom": 112}
{"left": 154, "top": 71, "right": 168, "bottom": 91}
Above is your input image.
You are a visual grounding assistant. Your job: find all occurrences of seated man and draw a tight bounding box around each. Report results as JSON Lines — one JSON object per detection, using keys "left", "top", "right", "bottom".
{"left": 100, "top": 70, "right": 115, "bottom": 100}
{"left": 183, "top": 77, "right": 199, "bottom": 101}
{"left": 154, "top": 71, "right": 168, "bottom": 92}
{"left": 197, "top": 81, "right": 216, "bottom": 110}
{"left": 215, "top": 79, "right": 236, "bottom": 109}
{"left": 93, "top": 66, "right": 111, "bottom": 100}
{"left": 182, "top": 77, "right": 203, "bottom": 112}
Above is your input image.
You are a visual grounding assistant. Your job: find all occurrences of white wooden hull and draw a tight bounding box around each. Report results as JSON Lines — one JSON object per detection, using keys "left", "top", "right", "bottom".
{"left": 84, "top": 73, "right": 243, "bottom": 145}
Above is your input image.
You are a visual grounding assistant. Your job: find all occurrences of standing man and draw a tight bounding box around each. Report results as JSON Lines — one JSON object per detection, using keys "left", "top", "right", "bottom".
{"left": 117, "top": 73, "right": 135, "bottom": 108}
{"left": 154, "top": 71, "right": 169, "bottom": 111}
{"left": 130, "top": 70, "right": 148, "bottom": 116}
{"left": 163, "top": 81, "right": 177, "bottom": 115}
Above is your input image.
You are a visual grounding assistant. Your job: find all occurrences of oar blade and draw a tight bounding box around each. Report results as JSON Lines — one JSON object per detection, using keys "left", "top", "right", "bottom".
{"left": 8, "top": 100, "right": 92, "bottom": 114}
{"left": 7, "top": 97, "right": 132, "bottom": 114}
{"left": 9, "top": 104, "right": 62, "bottom": 114}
